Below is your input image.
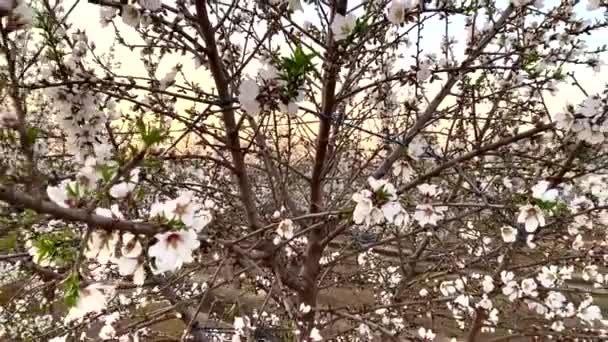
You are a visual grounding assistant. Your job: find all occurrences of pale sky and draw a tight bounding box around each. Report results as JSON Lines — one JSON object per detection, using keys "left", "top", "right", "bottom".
{"left": 63, "top": 0, "right": 608, "bottom": 133}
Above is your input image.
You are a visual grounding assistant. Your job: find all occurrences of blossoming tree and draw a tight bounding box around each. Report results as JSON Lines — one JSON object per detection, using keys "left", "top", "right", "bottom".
{"left": 0, "top": 0, "right": 608, "bottom": 340}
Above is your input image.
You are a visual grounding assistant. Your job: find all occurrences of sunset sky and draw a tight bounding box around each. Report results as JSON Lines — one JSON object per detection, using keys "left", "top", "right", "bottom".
{"left": 61, "top": 0, "right": 608, "bottom": 138}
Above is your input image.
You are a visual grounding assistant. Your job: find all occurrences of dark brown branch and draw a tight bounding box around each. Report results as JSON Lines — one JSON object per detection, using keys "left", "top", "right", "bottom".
{"left": 194, "top": 0, "right": 261, "bottom": 229}
{"left": 0, "top": 186, "right": 161, "bottom": 236}
{"left": 398, "top": 123, "right": 555, "bottom": 193}
{"left": 300, "top": 0, "right": 348, "bottom": 339}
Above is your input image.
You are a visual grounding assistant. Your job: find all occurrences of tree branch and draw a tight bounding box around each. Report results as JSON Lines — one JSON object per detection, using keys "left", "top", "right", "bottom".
{"left": 373, "top": 5, "right": 515, "bottom": 179}
{"left": 0, "top": 186, "right": 161, "bottom": 236}
{"left": 194, "top": 0, "right": 261, "bottom": 229}
{"left": 398, "top": 123, "right": 555, "bottom": 193}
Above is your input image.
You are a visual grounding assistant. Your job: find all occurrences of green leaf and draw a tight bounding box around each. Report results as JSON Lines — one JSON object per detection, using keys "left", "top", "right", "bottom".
{"left": 63, "top": 272, "right": 81, "bottom": 308}
{"left": 143, "top": 158, "right": 162, "bottom": 171}
{"left": 66, "top": 182, "right": 79, "bottom": 199}
{"left": 136, "top": 117, "right": 166, "bottom": 146}
{"left": 0, "top": 231, "right": 17, "bottom": 252}
{"left": 136, "top": 117, "right": 147, "bottom": 136}
{"left": 523, "top": 50, "right": 542, "bottom": 76}
{"left": 23, "top": 209, "right": 40, "bottom": 226}
{"left": 375, "top": 186, "right": 392, "bottom": 202}
{"left": 143, "top": 127, "right": 165, "bottom": 146}
{"left": 343, "top": 16, "right": 369, "bottom": 46}
{"left": 169, "top": 219, "right": 188, "bottom": 231}
{"left": 536, "top": 200, "right": 557, "bottom": 211}
{"left": 100, "top": 164, "right": 118, "bottom": 183}
{"left": 524, "top": 50, "right": 540, "bottom": 66}
{"left": 278, "top": 44, "right": 317, "bottom": 100}
{"left": 31, "top": 231, "right": 77, "bottom": 265}
{"left": 552, "top": 67, "right": 565, "bottom": 81}
{"left": 25, "top": 127, "right": 39, "bottom": 145}
{"left": 33, "top": 236, "right": 58, "bottom": 263}
{"left": 33, "top": 9, "right": 46, "bottom": 30}
{"left": 552, "top": 202, "right": 570, "bottom": 216}
{"left": 352, "top": 16, "right": 369, "bottom": 37}
{"left": 510, "top": 193, "right": 528, "bottom": 205}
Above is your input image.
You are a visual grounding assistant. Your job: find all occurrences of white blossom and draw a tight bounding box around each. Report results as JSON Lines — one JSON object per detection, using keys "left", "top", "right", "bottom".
{"left": 553, "top": 111, "right": 574, "bottom": 130}
{"left": 368, "top": 177, "right": 396, "bottom": 198}
{"left": 387, "top": 0, "right": 412, "bottom": 25}
{"left": 78, "top": 157, "right": 104, "bottom": 188}
{"left": 551, "top": 321, "right": 565, "bottom": 332}
{"left": 572, "top": 234, "right": 585, "bottom": 250}
{"left": 521, "top": 278, "right": 538, "bottom": 297}
{"left": 233, "top": 316, "right": 251, "bottom": 340}
{"left": 99, "top": 6, "right": 118, "bottom": 27}
{"left": 408, "top": 135, "right": 428, "bottom": 159}
{"left": 159, "top": 67, "right": 178, "bottom": 90}
{"left": 418, "top": 327, "right": 436, "bottom": 340}
{"left": 537, "top": 265, "right": 559, "bottom": 288}
{"left": 95, "top": 204, "right": 124, "bottom": 220}
{"left": 139, "top": 0, "right": 162, "bottom": 11}
{"left": 66, "top": 284, "right": 113, "bottom": 322}
{"left": 26, "top": 239, "right": 54, "bottom": 267}
{"left": 478, "top": 295, "right": 493, "bottom": 310}
{"left": 109, "top": 182, "right": 133, "bottom": 198}
{"left": 531, "top": 181, "right": 558, "bottom": 202}
{"left": 582, "top": 265, "right": 602, "bottom": 283}
{"left": 47, "top": 180, "right": 79, "bottom": 208}
{"left": 382, "top": 201, "right": 403, "bottom": 223}
{"left": 122, "top": 5, "right": 140, "bottom": 27}
{"left": 417, "top": 183, "right": 441, "bottom": 197}
{"left": 119, "top": 257, "right": 146, "bottom": 285}
{"left": 414, "top": 204, "right": 445, "bottom": 226}
{"left": 109, "top": 169, "right": 139, "bottom": 199}
{"left": 331, "top": 13, "right": 356, "bottom": 41}
{"left": 526, "top": 234, "right": 537, "bottom": 249}
{"left": 352, "top": 178, "right": 404, "bottom": 226}
{"left": 358, "top": 323, "right": 371, "bottom": 338}
{"left": 352, "top": 190, "right": 376, "bottom": 225}
{"left": 238, "top": 78, "right": 261, "bottom": 115}
{"left": 482, "top": 276, "right": 494, "bottom": 293}
{"left": 86, "top": 230, "right": 119, "bottom": 264}
{"left": 299, "top": 303, "right": 311, "bottom": 314}
{"left": 309, "top": 327, "right": 323, "bottom": 341}
{"left": 148, "top": 229, "right": 200, "bottom": 274}
{"left": 517, "top": 205, "right": 545, "bottom": 233}
{"left": 501, "top": 271, "right": 520, "bottom": 301}
{"left": 393, "top": 161, "right": 414, "bottom": 183}
{"left": 163, "top": 191, "right": 196, "bottom": 224}
{"left": 99, "top": 324, "right": 115, "bottom": 340}
{"left": 578, "top": 304, "right": 603, "bottom": 322}
{"left": 501, "top": 226, "right": 518, "bottom": 243}
{"left": 277, "top": 219, "right": 295, "bottom": 240}
{"left": 545, "top": 291, "right": 567, "bottom": 311}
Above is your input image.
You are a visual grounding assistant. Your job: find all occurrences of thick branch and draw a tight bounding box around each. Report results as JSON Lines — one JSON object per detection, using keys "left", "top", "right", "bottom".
{"left": 0, "top": 186, "right": 161, "bottom": 236}
{"left": 399, "top": 123, "right": 555, "bottom": 193}
{"left": 194, "top": 0, "right": 260, "bottom": 229}
{"left": 300, "top": 0, "right": 349, "bottom": 339}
